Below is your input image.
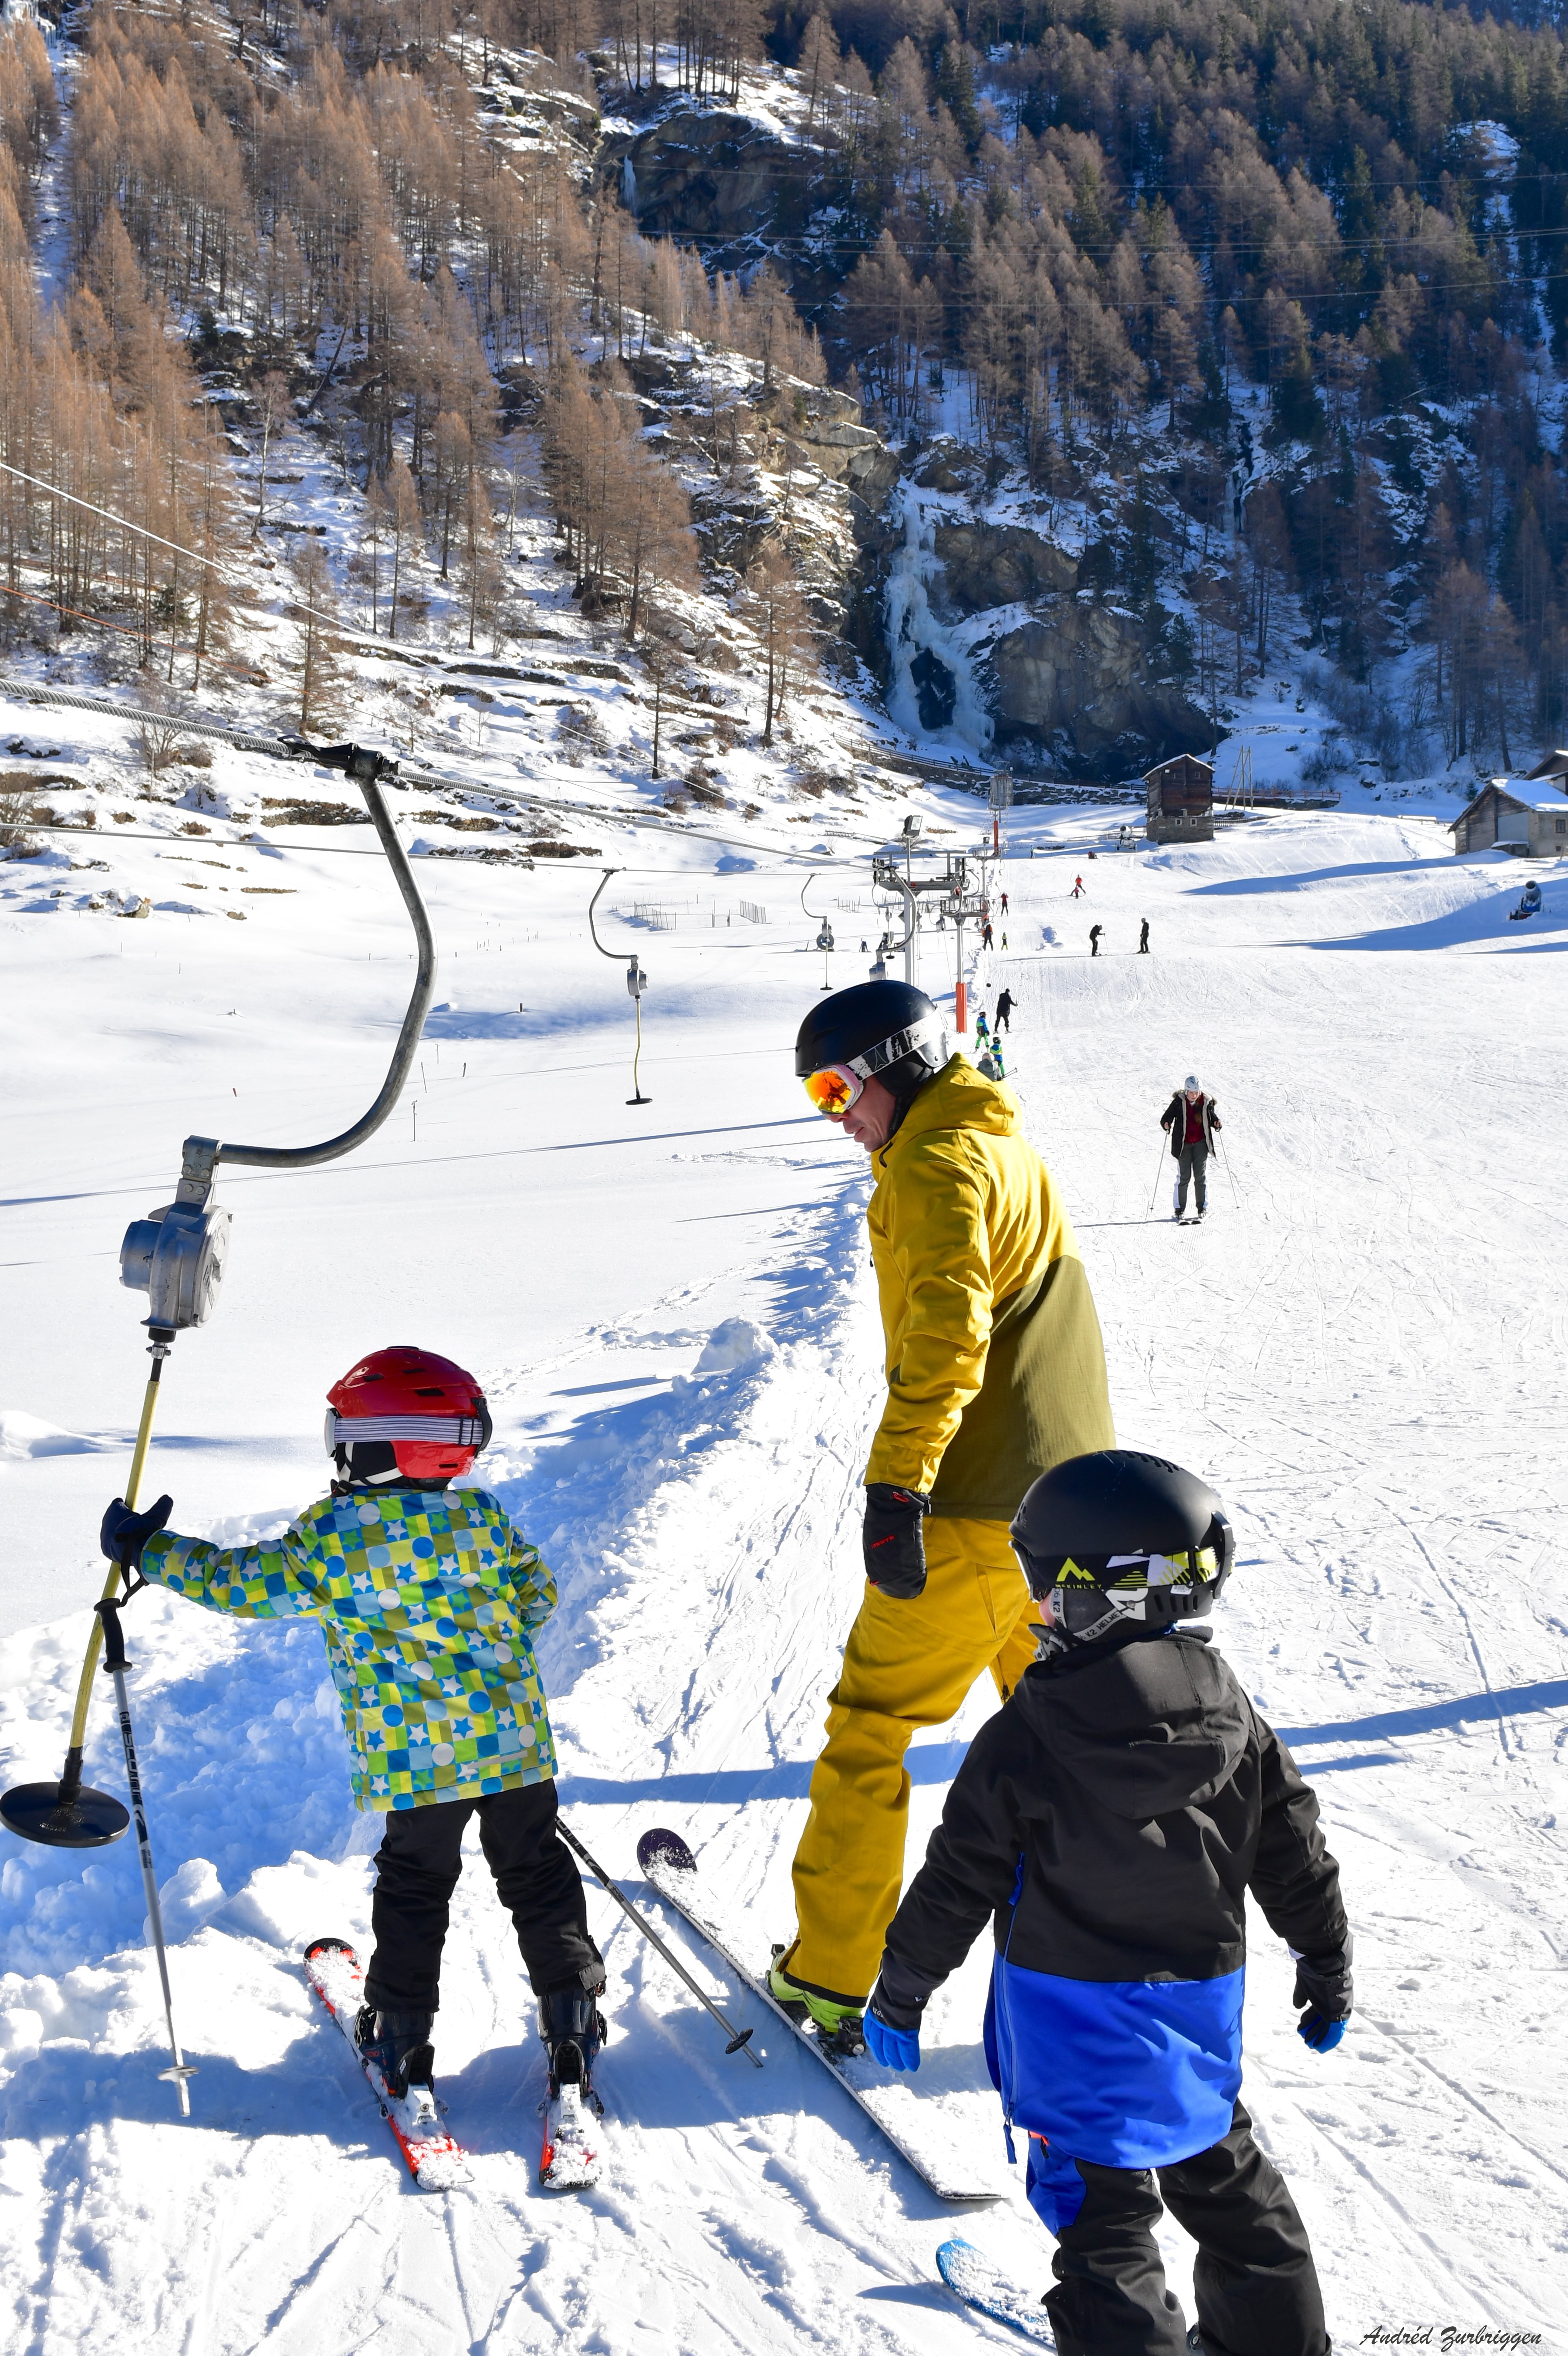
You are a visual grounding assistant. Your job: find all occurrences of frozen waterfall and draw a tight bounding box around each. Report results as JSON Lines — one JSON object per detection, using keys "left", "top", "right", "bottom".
{"left": 884, "top": 484, "right": 994, "bottom": 758}
{"left": 622, "top": 156, "right": 638, "bottom": 214}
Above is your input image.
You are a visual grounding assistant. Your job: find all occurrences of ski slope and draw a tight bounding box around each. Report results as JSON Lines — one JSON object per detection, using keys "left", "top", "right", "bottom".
{"left": 2, "top": 787, "right": 1565, "bottom": 2355}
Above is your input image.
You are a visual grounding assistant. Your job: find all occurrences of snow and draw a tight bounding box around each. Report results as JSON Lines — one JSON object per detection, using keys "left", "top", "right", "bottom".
{"left": 2, "top": 769, "right": 1565, "bottom": 2350}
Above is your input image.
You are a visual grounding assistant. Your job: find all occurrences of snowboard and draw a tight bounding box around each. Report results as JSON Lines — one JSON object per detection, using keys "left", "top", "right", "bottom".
{"left": 304, "top": 1937, "right": 470, "bottom": 2191}
{"left": 937, "top": 2239, "right": 1056, "bottom": 2345}
{"left": 637, "top": 1827, "right": 1004, "bottom": 2205}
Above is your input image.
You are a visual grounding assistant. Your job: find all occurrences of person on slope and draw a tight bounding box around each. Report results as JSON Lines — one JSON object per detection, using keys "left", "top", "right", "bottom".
{"left": 1139, "top": 918, "right": 1150, "bottom": 954}
{"left": 994, "top": 988, "right": 1014, "bottom": 1033}
{"left": 1071, "top": 875, "right": 1085, "bottom": 898}
{"left": 1089, "top": 924, "right": 1103, "bottom": 957}
{"left": 776, "top": 981, "right": 1115, "bottom": 2043}
{"left": 98, "top": 1345, "right": 606, "bottom": 2112}
{"left": 865, "top": 1449, "right": 1349, "bottom": 2356}
{"left": 1162, "top": 1075, "right": 1221, "bottom": 1222}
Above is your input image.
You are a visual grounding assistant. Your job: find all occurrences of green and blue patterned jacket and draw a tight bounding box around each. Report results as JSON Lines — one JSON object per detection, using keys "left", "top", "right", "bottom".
{"left": 140, "top": 1485, "right": 557, "bottom": 1812}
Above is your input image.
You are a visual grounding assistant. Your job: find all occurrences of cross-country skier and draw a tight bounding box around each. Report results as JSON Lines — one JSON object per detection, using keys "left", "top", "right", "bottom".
{"left": 1161, "top": 1075, "right": 1221, "bottom": 1221}
{"left": 779, "top": 982, "right": 1115, "bottom": 2043}
{"left": 865, "top": 1449, "right": 1349, "bottom": 2356}
{"left": 994, "top": 989, "right": 1013, "bottom": 1032}
{"left": 98, "top": 1345, "right": 606, "bottom": 2112}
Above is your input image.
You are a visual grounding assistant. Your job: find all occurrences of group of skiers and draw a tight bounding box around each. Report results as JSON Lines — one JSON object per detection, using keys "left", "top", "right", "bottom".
{"left": 99, "top": 978, "right": 1338, "bottom": 2356}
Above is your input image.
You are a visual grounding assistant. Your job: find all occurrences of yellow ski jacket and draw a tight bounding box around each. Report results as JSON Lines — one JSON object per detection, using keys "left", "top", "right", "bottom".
{"left": 863, "top": 1056, "right": 1114, "bottom": 1519}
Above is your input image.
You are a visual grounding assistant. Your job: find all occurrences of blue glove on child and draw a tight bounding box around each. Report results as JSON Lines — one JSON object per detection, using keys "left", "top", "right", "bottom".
{"left": 100, "top": 1493, "right": 173, "bottom": 1570}
{"left": 1293, "top": 1941, "right": 1353, "bottom": 2052}
{"left": 865, "top": 1978, "right": 923, "bottom": 2071}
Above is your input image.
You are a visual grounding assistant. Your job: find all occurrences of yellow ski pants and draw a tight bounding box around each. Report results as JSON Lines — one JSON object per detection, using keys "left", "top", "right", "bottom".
{"left": 785, "top": 1515, "right": 1039, "bottom": 2003}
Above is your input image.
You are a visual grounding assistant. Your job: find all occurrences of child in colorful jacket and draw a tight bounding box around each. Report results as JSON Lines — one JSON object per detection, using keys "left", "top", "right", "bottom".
{"left": 100, "top": 1344, "right": 605, "bottom": 2108}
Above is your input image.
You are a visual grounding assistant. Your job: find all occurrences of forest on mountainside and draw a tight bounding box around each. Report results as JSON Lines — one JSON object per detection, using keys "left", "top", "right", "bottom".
{"left": 3, "top": 0, "right": 1568, "bottom": 769}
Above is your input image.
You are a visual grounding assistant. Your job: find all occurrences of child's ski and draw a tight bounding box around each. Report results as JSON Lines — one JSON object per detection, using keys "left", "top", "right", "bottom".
{"left": 303, "top": 1937, "right": 470, "bottom": 2192}
{"left": 937, "top": 2239, "right": 1056, "bottom": 2345}
{"left": 540, "top": 2079, "right": 603, "bottom": 2190}
{"left": 637, "top": 1828, "right": 1003, "bottom": 2205}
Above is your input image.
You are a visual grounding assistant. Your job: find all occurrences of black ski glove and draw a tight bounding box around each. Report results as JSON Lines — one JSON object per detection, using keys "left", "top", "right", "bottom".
{"left": 862, "top": 1483, "right": 931, "bottom": 1599}
{"left": 1292, "top": 1937, "right": 1354, "bottom": 2052}
{"left": 100, "top": 1493, "right": 174, "bottom": 1571}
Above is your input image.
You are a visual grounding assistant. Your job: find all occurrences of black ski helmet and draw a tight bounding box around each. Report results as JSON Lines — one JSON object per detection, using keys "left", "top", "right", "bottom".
{"left": 1009, "top": 1449, "right": 1234, "bottom": 1646}
{"left": 794, "top": 979, "right": 950, "bottom": 1106}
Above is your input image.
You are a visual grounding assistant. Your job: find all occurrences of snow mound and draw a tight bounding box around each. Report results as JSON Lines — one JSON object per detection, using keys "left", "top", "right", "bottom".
{"left": 0, "top": 1412, "right": 117, "bottom": 1462}
{"left": 693, "top": 1317, "right": 776, "bottom": 1375}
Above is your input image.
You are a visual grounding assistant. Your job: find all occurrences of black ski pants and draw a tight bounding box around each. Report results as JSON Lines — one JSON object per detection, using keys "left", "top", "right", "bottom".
{"left": 364, "top": 1779, "right": 599, "bottom": 2011}
{"left": 1034, "top": 2102, "right": 1329, "bottom": 2356}
{"left": 1176, "top": 1142, "right": 1209, "bottom": 1214}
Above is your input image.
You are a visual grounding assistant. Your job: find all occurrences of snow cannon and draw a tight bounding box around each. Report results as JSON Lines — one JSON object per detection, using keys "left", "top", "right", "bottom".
{"left": 3, "top": 740, "right": 435, "bottom": 1859}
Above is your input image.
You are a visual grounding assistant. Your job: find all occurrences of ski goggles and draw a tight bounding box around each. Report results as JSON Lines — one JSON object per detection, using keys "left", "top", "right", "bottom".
{"left": 802, "top": 1063, "right": 866, "bottom": 1117}
{"left": 1012, "top": 1512, "right": 1235, "bottom": 1600}
{"left": 800, "top": 1012, "right": 948, "bottom": 1118}
{"left": 324, "top": 1406, "right": 493, "bottom": 1455}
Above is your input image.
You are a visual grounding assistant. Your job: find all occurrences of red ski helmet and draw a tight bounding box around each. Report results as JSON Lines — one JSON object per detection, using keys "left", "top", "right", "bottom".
{"left": 324, "top": 1346, "right": 493, "bottom": 1483}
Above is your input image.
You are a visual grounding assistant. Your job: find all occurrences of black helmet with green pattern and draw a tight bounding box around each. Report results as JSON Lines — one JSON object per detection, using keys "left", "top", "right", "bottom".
{"left": 1010, "top": 1449, "right": 1235, "bottom": 1648}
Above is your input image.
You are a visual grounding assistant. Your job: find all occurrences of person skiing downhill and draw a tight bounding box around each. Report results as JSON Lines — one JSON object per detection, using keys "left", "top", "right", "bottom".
{"left": 1162, "top": 1075, "right": 1222, "bottom": 1221}
{"left": 1071, "top": 875, "right": 1085, "bottom": 898}
{"left": 864, "top": 1449, "right": 1350, "bottom": 2356}
{"left": 98, "top": 1345, "right": 606, "bottom": 2112}
{"left": 778, "top": 981, "right": 1115, "bottom": 2043}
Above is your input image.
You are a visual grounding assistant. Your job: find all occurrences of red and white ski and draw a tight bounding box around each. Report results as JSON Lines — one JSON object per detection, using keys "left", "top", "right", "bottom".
{"left": 540, "top": 2078, "right": 603, "bottom": 2190}
{"left": 303, "top": 1937, "right": 470, "bottom": 2191}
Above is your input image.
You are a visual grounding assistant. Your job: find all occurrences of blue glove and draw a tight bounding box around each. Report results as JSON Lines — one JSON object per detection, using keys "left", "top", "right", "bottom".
{"left": 100, "top": 1493, "right": 173, "bottom": 1570}
{"left": 1298, "top": 2014, "right": 1346, "bottom": 2053}
{"left": 1293, "top": 1944, "right": 1352, "bottom": 2053}
{"left": 864, "top": 2004, "right": 920, "bottom": 2072}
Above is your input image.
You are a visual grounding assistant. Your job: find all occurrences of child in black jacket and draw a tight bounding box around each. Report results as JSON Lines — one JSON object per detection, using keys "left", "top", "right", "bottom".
{"left": 863, "top": 1449, "right": 1351, "bottom": 2356}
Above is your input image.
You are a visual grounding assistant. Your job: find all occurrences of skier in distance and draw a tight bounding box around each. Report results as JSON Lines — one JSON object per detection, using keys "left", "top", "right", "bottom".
{"left": 780, "top": 981, "right": 1115, "bottom": 2043}
{"left": 1139, "top": 918, "right": 1150, "bottom": 954}
{"left": 1161, "top": 1075, "right": 1221, "bottom": 1222}
{"left": 1089, "top": 924, "right": 1103, "bottom": 957}
{"left": 864, "top": 1449, "right": 1349, "bottom": 2356}
{"left": 994, "top": 988, "right": 1014, "bottom": 1032}
{"left": 1071, "top": 874, "right": 1085, "bottom": 898}
{"left": 98, "top": 1344, "right": 607, "bottom": 2113}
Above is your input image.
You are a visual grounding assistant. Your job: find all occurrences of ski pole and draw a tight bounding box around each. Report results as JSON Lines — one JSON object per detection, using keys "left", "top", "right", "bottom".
{"left": 95, "top": 1591, "right": 197, "bottom": 2116}
{"left": 1148, "top": 1137, "right": 1169, "bottom": 1215}
{"left": 556, "top": 1818, "right": 762, "bottom": 2067}
{"left": 1219, "top": 1132, "right": 1241, "bottom": 1211}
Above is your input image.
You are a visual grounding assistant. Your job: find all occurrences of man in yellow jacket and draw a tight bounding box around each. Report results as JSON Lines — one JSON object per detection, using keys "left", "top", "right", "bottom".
{"left": 772, "top": 979, "right": 1116, "bottom": 2038}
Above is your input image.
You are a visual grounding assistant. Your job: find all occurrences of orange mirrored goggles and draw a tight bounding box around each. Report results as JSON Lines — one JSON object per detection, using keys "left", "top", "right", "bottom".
{"left": 802, "top": 1063, "right": 865, "bottom": 1117}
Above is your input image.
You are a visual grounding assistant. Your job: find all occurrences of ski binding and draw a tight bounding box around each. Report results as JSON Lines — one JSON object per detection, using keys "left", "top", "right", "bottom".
{"left": 937, "top": 2239, "right": 1056, "bottom": 2344}
{"left": 540, "top": 2078, "right": 603, "bottom": 2190}
{"left": 303, "top": 1937, "right": 469, "bottom": 2192}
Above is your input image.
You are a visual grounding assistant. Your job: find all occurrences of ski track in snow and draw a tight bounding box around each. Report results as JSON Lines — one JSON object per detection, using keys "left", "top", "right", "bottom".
{"left": 1, "top": 807, "right": 1566, "bottom": 2351}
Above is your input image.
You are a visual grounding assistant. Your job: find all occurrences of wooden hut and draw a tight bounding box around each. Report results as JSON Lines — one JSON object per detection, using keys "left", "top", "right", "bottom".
{"left": 1145, "top": 754, "right": 1214, "bottom": 844}
{"left": 1450, "top": 779, "right": 1568, "bottom": 857}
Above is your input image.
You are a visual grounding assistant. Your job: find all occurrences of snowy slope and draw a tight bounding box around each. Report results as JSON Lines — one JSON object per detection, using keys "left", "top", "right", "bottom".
{"left": 2, "top": 789, "right": 1566, "bottom": 2353}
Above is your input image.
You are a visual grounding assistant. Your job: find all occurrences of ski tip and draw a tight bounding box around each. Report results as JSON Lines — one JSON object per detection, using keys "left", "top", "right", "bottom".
{"left": 303, "top": 1935, "right": 358, "bottom": 1966}
{"left": 636, "top": 1826, "right": 696, "bottom": 1875}
{"left": 936, "top": 2238, "right": 981, "bottom": 2278}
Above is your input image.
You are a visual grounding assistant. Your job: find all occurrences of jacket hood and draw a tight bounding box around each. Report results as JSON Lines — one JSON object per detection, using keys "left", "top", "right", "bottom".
{"left": 880, "top": 1055, "right": 1018, "bottom": 1159}
{"left": 1013, "top": 1632, "right": 1250, "bottom": 1818}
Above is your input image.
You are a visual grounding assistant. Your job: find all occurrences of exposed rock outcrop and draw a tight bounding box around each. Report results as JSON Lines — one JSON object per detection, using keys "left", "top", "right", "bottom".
{"left": 600, "top": 108, "right": 831, "bottom": 298}
{"left": 984, "top": 604, "right": 1211, "bottom": 780}
{"left": 932, "top": 523, "right": 1076, "bottom": 614}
